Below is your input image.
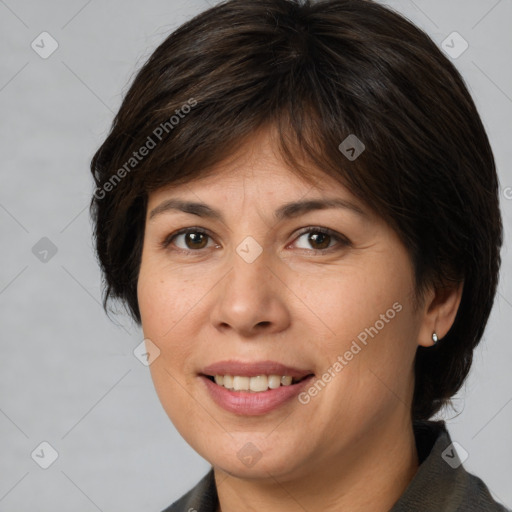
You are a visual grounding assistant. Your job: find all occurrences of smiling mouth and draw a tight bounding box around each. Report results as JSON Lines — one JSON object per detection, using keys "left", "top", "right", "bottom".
{"left": 204, "top": 374, "right": 313, "bottom": 392}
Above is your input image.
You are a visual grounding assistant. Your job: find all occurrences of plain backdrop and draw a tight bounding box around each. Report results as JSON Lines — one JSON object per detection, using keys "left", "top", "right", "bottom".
{"left": 1, "top": 0, "right": 511, "bottom": 510}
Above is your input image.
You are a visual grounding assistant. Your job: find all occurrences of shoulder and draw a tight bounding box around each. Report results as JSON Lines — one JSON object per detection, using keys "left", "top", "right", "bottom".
{"left": 391, "top": 421, "right": 511, "bottom": 511}
{"left": 161, "top": 469, "right": 217, "bottom": 512}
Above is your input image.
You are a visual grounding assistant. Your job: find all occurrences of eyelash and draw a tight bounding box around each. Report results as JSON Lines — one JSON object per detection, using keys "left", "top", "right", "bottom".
{"left": 160, "top": 226, "right": 352, "bottom": 255}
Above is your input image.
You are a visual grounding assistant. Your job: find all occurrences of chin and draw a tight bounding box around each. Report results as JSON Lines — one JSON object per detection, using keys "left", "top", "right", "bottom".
{"left": 197, "top": 433, "right": 312, "bottom": 481}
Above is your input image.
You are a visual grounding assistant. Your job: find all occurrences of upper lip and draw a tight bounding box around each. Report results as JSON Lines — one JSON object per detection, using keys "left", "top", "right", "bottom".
{"left": 201, "top": 360, "right": 314, "bottom": 379}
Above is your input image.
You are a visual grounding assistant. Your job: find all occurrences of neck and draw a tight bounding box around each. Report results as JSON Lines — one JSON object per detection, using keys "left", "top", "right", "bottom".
{"left": 214, "top": 415, "right": 419, "bottom": 512}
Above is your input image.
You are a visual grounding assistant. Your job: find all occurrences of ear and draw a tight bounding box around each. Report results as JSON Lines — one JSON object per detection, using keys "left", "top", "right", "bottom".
{"left": 417, "top": 281, "right": 464, "bottom": 348}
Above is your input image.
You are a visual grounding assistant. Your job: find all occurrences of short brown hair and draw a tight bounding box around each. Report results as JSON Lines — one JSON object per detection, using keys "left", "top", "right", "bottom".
{"left": 89, "top": 0, "right": 503, "bottom": 420}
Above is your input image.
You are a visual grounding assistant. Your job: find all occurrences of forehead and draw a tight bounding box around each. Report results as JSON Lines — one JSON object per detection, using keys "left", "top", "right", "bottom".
{"left": 147, "top": 128, "right": 350, "bottom": 207}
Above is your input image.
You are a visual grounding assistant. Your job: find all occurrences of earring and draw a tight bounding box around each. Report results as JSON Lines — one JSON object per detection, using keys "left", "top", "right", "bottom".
{"left": 432, "top": 332, "right": 439, "bottom": 344}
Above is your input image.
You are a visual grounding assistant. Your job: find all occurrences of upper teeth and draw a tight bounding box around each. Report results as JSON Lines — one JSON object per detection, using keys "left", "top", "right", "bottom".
{"left": 214, "top": 375, "right": 293, "bottom": 392}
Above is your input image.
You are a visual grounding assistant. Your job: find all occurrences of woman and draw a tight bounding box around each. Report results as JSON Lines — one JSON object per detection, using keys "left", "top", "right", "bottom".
{"left": 89, "top": 0, "right": 508, "bottom": 510}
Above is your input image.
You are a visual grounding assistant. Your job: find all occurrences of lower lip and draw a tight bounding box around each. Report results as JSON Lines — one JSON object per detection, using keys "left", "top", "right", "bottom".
{"left": 200, "top": 375, "right": 314, "bottom": 415}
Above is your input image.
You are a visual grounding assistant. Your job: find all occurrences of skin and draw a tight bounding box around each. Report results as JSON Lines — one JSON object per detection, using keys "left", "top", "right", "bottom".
{"left": 137, "top": 128, "right": 462, "bottom": 512}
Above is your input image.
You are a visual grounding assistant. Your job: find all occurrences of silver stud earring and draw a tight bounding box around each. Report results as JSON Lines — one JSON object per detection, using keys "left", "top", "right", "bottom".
{"left": 432, "top": 332, "right": 438, "bottom": 344}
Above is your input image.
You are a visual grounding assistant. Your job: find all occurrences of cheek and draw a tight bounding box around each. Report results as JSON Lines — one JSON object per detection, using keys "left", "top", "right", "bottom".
{"left": 137, "top": 266, "right": 208, "bottom": 431}
{"left": 137, "top": 264, "right": 198, "bottom": 374}
{"left": 292, "top": 254, "right": 419, "bottom": 410}
{"left": 138, "top": 258, "right": 210, "bottom": 338}
{"left": 288, "top": 255, "right": 413, "bottom": 345}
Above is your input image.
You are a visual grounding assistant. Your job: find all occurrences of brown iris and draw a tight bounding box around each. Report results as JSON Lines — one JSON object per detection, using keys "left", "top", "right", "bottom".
{"left": 308, "top": 232, "right": 331, "bottom": 250}
{"left": 185, "top": 232, "right": 209, "bottom": 250}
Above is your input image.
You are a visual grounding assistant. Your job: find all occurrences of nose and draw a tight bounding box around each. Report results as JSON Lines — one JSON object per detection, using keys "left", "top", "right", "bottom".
{"left": 209, "top": 247, "right": 291, "bottom": 338}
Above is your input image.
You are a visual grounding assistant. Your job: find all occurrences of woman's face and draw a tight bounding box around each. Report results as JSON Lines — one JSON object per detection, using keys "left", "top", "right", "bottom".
{"left": 137, "top": 130, "right": 427, "bottom": 481}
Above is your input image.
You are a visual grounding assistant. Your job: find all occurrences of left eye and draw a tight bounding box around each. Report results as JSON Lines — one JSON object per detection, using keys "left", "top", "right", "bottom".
{"left": 292, "top": 228, "right": 349, "bottom": 251}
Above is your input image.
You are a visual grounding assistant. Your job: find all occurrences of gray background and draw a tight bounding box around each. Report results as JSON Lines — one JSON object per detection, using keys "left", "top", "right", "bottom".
{"left": 0, "top": 0, "right": 511, "bottom": 510}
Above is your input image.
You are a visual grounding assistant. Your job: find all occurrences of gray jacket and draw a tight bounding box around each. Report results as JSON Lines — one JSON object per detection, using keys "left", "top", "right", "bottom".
{"left": 162, "top": 421, "right": 510, "bottom": 511}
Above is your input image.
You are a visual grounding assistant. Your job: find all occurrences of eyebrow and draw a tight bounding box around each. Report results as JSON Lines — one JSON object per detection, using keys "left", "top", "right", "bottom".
{"left": 149, "top": 197, "right": 366, "bottom": 222}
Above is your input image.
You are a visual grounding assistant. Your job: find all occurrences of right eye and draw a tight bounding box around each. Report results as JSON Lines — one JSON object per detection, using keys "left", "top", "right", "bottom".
{"left": 161, "top": 228, "right": 220, "bottom": 253}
